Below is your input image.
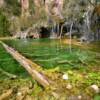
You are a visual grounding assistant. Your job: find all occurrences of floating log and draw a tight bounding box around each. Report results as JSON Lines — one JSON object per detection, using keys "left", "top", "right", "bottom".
{"left": 1, "top": 42, "right": 50, "bottom": 88}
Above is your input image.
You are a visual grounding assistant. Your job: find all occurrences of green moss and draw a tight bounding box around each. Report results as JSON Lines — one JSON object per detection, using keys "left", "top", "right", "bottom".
{"left": 5, "top": 0, "right": 21, "bottom": 16}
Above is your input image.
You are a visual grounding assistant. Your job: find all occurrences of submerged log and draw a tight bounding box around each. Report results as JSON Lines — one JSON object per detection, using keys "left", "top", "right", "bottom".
{"left": 57, "top": 60, "right": 74, "bottom": 66}
{"left": 0, "top": 68, "right": 17, "bottom": 79}
{"left": 1, "top": 42, "right": 50, "bottom": 88}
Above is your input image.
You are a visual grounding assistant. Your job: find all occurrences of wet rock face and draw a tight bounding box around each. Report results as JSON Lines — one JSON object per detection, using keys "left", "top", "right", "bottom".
{"left": 91, "top": 4, "right": 100, "bottom": 41}
{"left": 45, "top": 0, "right": 64, "bottom": 20}
{"left": 80, "top": 4, "right": 100, "bottom": 42}
{"left": 34, "top": 0, "right": 42, "bottom": 7}
{"left": 21, "top": 0, "right": 29, "bottom": 10}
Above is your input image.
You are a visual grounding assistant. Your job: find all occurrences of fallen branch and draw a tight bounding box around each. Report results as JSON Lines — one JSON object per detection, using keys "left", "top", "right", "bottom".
{"left": 1, "top": 42, "right": 50, "bottom": 88}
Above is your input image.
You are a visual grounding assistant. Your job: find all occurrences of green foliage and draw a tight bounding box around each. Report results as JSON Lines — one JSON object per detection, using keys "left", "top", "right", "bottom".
{"left": 29, "top": 0, "right": 35, "bottom": 15}
{"left": 5, "top": 0, "right": 21, "bottom": 16}
{"left": 86, "top": 72, "right": 100, "bottom": 86}
{"left": 63, "top": 0, "right": 88, "bottom": 21}
{"left": 94, "top": 95, "right": 100, "bottom": 100}
{"left": 0, "top": 10, "right": 10, "bottom": 37}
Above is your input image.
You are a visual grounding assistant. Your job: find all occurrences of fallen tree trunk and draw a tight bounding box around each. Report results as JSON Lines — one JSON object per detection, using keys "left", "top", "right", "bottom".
{"left": 1, "top": 42, "right": 50, "bottom": 88}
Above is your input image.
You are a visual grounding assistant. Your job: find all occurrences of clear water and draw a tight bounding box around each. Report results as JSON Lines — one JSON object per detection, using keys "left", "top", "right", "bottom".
{"left": 3, "top": 39, "right": 100, "bottom": 70}
{"left": 0, "top": 44, "right": 29, "bottom": 78}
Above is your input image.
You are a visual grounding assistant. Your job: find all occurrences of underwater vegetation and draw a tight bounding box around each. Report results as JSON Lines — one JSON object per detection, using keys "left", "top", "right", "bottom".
{"left": 0, "top": 39, "right": 100, "bottom": 99}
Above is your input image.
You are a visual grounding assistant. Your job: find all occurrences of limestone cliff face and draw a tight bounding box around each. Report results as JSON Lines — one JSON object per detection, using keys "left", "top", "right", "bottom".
{"left": 0, "top": 0, "right": 5, "bottom": 8}
{"left": 33, "top": 0, "right": 63, "bottom": 15}
{"left": 21, "top": 0, "right": 29, "bottom": 16}
{"left": 34, "top": 0, "right": 42, "bottom": 7}
{"left": 44, "top": 0, "right": 64, "bottom": 23}
{"left": 20, "top": 0, "right": 64, "bottom": 21}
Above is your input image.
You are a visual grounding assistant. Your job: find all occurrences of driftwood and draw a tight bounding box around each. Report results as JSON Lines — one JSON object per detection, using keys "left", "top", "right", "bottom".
{"left": 1, "top": 42, "right": 50, "bottom": 88}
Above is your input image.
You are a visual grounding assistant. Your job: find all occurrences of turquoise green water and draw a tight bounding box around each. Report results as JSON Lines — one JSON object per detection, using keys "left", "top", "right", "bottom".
{"left": 3, "top": 39, "right": 100, "bottom": 70}
{"left": 0, "top": 44, "right": 29, "bottom": 78}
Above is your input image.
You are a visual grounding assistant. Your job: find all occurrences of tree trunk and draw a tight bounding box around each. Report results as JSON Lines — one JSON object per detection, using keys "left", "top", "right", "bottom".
{"left": 69, "top": 22, "right": 73, "bottom": 53}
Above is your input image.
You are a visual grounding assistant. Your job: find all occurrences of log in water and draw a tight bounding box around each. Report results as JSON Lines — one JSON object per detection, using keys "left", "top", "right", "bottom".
{"left": 1, "top": 42, "right": 51, "bottom": 88}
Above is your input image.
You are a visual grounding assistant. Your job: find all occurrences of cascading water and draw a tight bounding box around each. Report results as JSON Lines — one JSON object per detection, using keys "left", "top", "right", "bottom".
{"left": 50, "top": 22, "right": 57, "bottom": 39}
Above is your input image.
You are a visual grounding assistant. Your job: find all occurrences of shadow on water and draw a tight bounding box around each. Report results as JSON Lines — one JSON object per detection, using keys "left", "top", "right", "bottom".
{"left": 84, "top": 41, "right": 100, "bottom": 53}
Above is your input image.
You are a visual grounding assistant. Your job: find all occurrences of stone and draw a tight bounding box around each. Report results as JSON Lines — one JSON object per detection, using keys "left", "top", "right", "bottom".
{"left": 17, "top": 92, "right": 22, "bottom": 96}
{"left": 62, "top": 73, "right": 68, "bottom": 80}
{"left": 90, "top": 85, "right": 99, "bottom": 93}
{"left": 66, "top": 84, "right": 72, "bottom": 90}
{"left": 78, "top": 95, "right": 82, "bottom": 100}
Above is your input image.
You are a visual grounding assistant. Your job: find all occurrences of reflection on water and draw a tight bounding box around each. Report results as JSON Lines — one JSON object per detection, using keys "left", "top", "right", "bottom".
{"left": 3, "top": 39, "right": 100, "bottom": 69}
{"left": 84, "top": 41, "right": 100, "bottom": 53}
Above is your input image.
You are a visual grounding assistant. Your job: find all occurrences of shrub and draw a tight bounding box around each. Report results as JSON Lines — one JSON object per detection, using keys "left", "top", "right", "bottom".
{"left": 0, "top": 10, "right": 10, "bottom": 37}
{"left": 5, "top": 0, "right": 21, "bottom": 16}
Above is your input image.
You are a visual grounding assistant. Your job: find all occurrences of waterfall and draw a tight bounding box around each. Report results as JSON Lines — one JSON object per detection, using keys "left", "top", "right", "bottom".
{"left": 50, "top": 22, "right": 57, "bottom": 39}
{"left": 20, "top": 31, "right": 28, "bottom": 39}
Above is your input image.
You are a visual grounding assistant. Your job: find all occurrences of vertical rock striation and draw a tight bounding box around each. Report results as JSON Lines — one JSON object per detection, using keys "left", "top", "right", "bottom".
{"left": 21, "top": 0, "right": 29, "bottom": 17}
